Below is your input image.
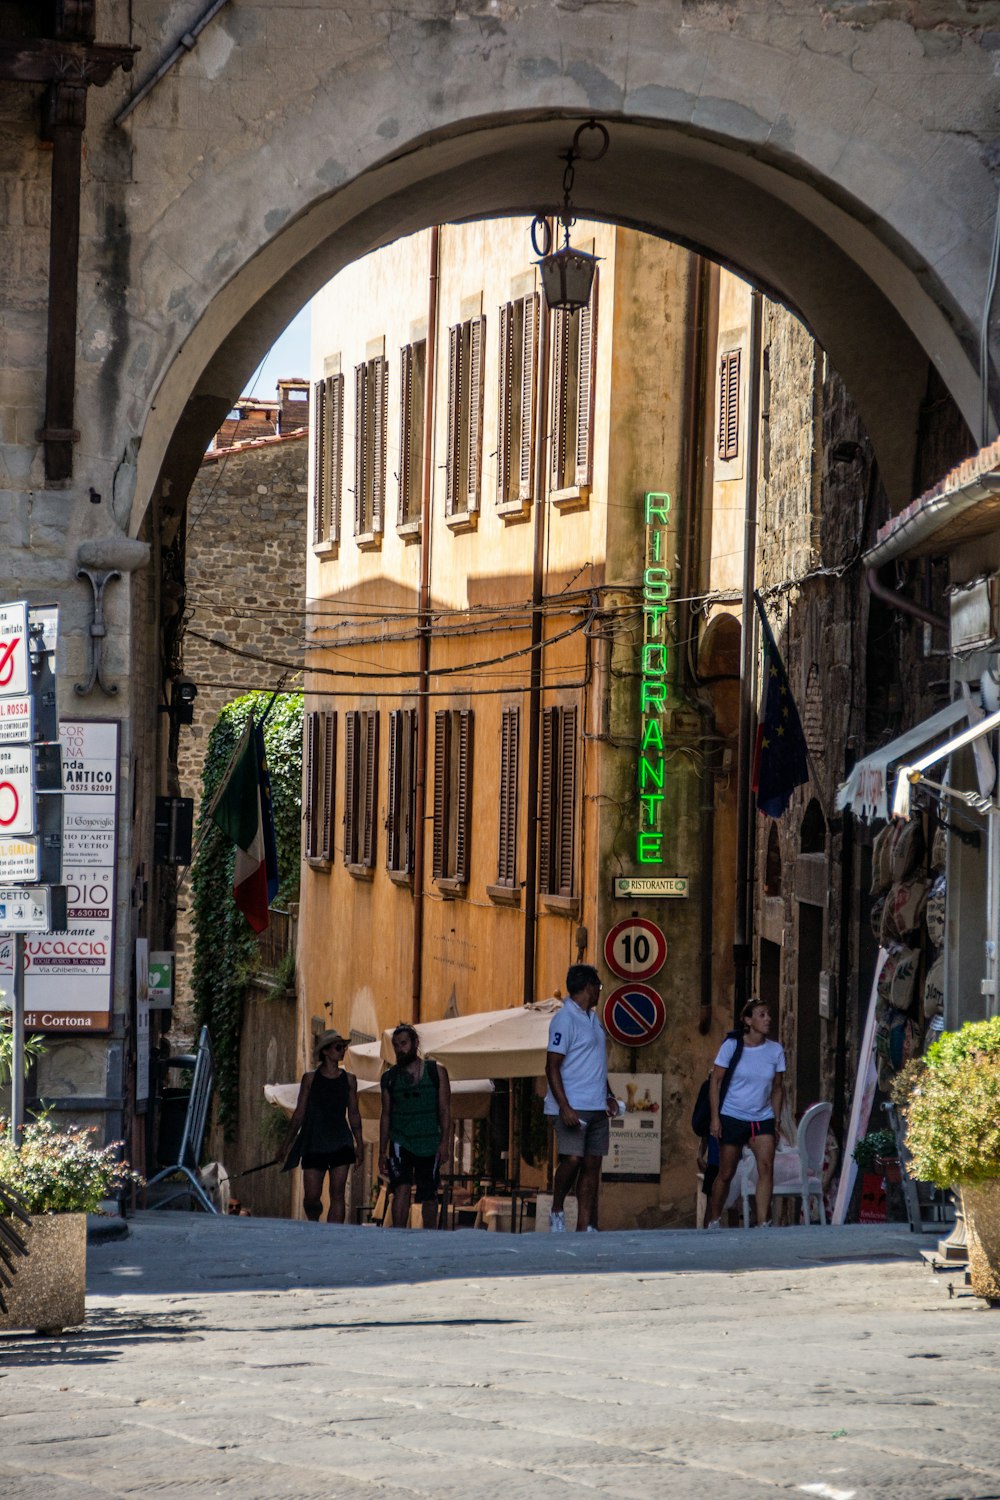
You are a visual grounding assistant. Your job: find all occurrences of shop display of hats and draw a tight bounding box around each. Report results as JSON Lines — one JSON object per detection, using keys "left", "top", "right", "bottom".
{"left": 923, "top": 951, "right": 945, "bottom": 1021}
{"left": 926, "top": 874, "right": 946, "bottom": 948}
{"left": 890, "top": 819, "right": 925, "bottom": 882}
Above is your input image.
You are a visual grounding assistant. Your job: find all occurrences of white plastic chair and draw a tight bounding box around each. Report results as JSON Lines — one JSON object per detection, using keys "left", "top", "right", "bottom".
{"left": 741, "top": 1102, "right": 832, "bottom": 1227}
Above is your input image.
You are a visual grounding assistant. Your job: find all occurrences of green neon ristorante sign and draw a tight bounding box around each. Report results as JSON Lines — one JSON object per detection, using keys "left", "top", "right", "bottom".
{"left": 637, "top": 492, "right": 675, "bottom": 866}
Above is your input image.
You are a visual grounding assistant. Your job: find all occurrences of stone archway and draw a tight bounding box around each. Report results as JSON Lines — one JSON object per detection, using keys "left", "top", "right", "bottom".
{"left": 103, "top": 4, "right": 1000, "bottom": 536}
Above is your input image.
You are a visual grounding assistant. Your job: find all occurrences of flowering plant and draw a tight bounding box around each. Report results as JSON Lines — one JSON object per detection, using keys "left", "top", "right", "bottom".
{"left": 0, "top": 1117, "right": 142, "bottom": 1214}
{"left": 892, "top": 1018, "right": 1000, "bottom": 1188}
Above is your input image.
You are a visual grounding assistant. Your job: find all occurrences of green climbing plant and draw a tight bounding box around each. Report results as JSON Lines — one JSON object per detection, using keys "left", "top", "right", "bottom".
{"left": 191, "top": 692, "right": 303, "bottom": 1137}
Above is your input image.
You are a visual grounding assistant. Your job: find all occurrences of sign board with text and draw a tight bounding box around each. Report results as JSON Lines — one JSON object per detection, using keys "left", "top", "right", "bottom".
{"left": 0, "top": 697, "right": 33, "bottom": 745}
{"left": 148, "top": 951, "right": 174, "bottom": 1009}
{"left": 614, "top": 876, "right": 689, "bottom": 899}
{"left": 0, "top": 602, "right": 29, "bottom": 696}
{"left": 0, "top": 836, "right": 39, "bottom": 882}
{"left": 604, "top": 1072, "right": 662, "bottom": 1181}
{"left": 0, "top": 745, "right": 35, "bottom": 836}
{"left": 0, "top": 721, "right": 119, "bottom": 1032}
{"left": 0, "top": 885, "right": 51, "bottom": 933}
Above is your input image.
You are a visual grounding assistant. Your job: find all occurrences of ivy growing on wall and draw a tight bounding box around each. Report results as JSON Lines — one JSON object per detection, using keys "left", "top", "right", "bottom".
{"left": 192, "top": 692, "right": 303, "bottom": 1137}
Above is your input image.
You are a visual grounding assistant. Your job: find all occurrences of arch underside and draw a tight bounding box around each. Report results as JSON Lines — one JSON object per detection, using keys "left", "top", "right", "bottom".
{"left": 136, "top": 115, "right": 980, "bottom": 532}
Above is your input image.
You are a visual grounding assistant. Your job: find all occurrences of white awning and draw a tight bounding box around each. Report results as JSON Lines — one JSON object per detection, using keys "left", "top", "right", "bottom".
{"left": 836, "top": 699, "right": 969, "bottom": 822}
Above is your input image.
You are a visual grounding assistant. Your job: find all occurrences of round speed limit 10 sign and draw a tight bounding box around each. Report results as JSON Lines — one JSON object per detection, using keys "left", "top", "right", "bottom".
{"left": 603, "top": 918, "right": 667, "bottom": 981}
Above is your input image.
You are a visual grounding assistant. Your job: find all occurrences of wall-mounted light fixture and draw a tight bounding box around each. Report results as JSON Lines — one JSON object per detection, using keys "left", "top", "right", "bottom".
{"left": 530, "top": 119, "right": 609, "bottom": 313}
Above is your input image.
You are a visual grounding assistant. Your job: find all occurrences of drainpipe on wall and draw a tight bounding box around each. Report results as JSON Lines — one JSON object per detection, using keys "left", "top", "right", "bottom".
{"left": 410, "top": 225, "right": 440, "bottom": 1025}
{"left": 733, "top": 289, "right": 764, "bottom": 1018}
{"left": 522, "top": 255, "right": 553, "bottom": 1007}
{"left": 679, "top": 256, "right": 716, "bottom": 1035}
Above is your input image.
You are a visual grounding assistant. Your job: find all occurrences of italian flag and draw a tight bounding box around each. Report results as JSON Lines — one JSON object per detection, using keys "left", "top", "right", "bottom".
{"left": 211, "top": 717, "right": 269, "bottom": 933}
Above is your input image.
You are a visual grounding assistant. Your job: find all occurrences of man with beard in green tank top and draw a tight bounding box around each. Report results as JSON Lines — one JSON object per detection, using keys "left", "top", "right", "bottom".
{"left": 379, "top": 1024, "right": 451, "bottom": 1228}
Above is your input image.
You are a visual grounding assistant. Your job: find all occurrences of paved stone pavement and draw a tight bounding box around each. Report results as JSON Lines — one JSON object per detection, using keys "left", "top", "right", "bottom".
{"left": 1, "top": 1213, "right": 998, "bottom": 1499}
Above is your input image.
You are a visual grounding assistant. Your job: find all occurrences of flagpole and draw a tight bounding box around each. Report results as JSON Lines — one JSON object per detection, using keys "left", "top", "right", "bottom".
{"left": 733, "top": 288, "right": 763, "bottom": 1019}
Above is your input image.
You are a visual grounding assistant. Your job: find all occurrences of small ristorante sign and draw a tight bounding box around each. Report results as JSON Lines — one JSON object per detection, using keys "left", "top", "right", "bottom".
{"left": 0, "top": 720, "right": 119, "bottom": 1032}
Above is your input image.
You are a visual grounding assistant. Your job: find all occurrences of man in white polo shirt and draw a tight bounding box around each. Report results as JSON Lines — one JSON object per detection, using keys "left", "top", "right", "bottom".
{"left": 544, "top": 964, "right": 618, "bottom": 1232}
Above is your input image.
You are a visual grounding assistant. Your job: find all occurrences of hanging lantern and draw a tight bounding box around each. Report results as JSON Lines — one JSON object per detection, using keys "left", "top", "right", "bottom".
{"left": 531, "top": 120, "right": 609, "bottom": 314}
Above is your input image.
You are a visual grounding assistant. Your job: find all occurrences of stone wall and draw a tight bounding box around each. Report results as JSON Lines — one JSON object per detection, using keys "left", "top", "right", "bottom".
{"left": 173, "top": 431, "right": 308, "bottom": 1046}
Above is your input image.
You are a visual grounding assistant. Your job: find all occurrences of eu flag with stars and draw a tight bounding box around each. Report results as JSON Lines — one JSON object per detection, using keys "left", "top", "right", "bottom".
{"left": 751, "top": 596, "right": 809, "bottom": 818}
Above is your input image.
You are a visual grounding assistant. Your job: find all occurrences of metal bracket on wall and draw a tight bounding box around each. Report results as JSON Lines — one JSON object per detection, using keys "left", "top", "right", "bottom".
{"left": 75, "top": 566, "right": 122, "bottom": 696}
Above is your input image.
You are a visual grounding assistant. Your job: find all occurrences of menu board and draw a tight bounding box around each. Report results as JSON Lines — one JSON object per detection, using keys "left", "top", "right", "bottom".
{"left": 604, "top": 1072, "right": 662, "bottom": 1182}
{"left": 0, "top": 721, "right": 119, "bottom": 1031}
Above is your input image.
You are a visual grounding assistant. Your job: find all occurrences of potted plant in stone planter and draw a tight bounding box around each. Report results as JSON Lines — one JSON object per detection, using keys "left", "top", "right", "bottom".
{"left": 893, "top": 1017, "right": 1000, "bottom": 1303}
{"left": 853, "top": 1127, "right": 901, "bottom": 1183}
{"left": 0, "top": 1117, "right": 141, "bottom": 1334}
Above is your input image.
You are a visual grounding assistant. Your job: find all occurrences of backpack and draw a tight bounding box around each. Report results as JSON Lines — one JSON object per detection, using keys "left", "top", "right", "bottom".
{"left": 691, "top": 1031, "right": 744, "bottom": 1137}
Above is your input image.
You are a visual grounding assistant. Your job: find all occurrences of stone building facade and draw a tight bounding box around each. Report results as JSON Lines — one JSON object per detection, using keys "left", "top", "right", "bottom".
{"left": 172, "top": 425, "right": 309, "bottom": 1044}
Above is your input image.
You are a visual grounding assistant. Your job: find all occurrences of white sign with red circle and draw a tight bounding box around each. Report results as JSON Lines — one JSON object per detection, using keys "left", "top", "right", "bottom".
{"left": 0, "top": 745, "right": 35, "bottom": 836}
{"left": 603, "top": 917, "right": 667, "bottom": 980}
{"left": 603, "top": 984, "right": 667, "bottom": 1048}
{"left": 0, "top": 602, "right": 29, "bottom": 697}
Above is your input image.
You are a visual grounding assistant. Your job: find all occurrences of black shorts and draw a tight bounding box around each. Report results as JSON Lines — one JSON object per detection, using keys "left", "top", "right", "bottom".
{"left": 720, "top": 1115, "right": 775, "bottom": 1148}
{"left": 301, "top": 1146, "right": 355, "bottom": 1173}
{"left": 386, "top": 1144, "right": 440, "bottom": 1203}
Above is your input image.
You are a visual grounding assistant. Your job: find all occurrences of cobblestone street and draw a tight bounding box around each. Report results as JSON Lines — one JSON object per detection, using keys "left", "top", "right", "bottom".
{"left": 1, "top": 1215, "right": 998, "bottom": 1498}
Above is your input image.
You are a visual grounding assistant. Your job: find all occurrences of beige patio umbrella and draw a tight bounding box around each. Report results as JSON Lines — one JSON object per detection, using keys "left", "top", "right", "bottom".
{"left": 345, "top": 1039, "right": 384, "bottom": 1082}
{"left": 425, "top": 999, "right": 563, "bottom": 1080}
{"left": 378, "top": 1006, "right": 528, "bottom": 1063}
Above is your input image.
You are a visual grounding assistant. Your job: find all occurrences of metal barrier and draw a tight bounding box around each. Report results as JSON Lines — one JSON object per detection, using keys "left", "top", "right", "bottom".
{"left": 146, "top": 1026, "right": 217, "bottom": 1214}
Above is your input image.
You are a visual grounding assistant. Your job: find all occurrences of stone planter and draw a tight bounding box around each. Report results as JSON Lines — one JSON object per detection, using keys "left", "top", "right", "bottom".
{"left": 961, "top": 1180, "right": 1000, "bottom": 1304}
{"left": 0, "top": 1213, "right": 86, "bottom": 1334}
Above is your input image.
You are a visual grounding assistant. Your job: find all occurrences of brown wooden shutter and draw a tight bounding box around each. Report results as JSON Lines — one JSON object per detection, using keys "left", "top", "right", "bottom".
{"left": 445, "top": 324, "right": 460, "bottom": 516}
{"left": 719, "top": 349, "right": 741, "bottom": 461}
{"left": 354, "top": 362, "right": 367, "bottom": 533}
{"left": 361, "top": 710, "right": 379, "bottom": 867}
{"left": 343, "top": 710, "right": 359, "bottom": 864}
{"left": 403, "top": 708, "right": 417, "bottom": 875}
{"left": 455, "top": 710, "right": 473, "bottom": 884}
{"left": 550, "top": 310, "right": 568, "bottom": 490}
{"left": 312, "top": 381, "right": 326, "bottom": 544}
{"left": 519, "top": 294, "right": 538, "bottom": 502}
{"left": 386, "top": 707, "right": 401, "bottom": 870}
{"left": 556, "top": 706, "right": 577, "bottom": 896}
{"left": 372, "top": 356, "right": 387, "bottom": 533}
{"left": 432, "top": 710, "right": 450, "bottom": 879}
{"left": 304, "top": 710, "right": 321, "bottom": 859}
{"left": 497, "top": 706, "right": 519, "bottom": 886}
{"left": 465, "top": 315, "right": 484, "bottom": 512}
{"left": 329, "top": 373, "right": 344, "bottom": 542}
{"left": 497, "top": 302, "right": 511, "bottom": 505}
{"left": 320, "top": 711, "right": 336, "bottom": 861}
{"left": 398, "top": 345, "right": 412, "bottom": 526}
{"left": 538, "top": 706, "right": 556, "bottom": 893}
{"left": 575, "top": 281, "right": 596, "bottom": 487}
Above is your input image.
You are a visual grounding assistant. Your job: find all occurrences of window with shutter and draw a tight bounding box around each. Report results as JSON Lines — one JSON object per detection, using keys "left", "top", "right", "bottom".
{"left": 465, "top": 315, "right": 484, "bottom": 512}
{"left": 312, "top": 382, "right": 326, "bottom": 544}
{"left": 495, "top": 706, "right": 520, "bottom": 888}
{"left": 550, "top": 278, "right": 597, "bottom": 496}
{"left": 518, "top": 294, "right": 538, "bottom": 501}
{"left": 328, "top": 374, "right": 344, "bottom": 542}
{"left": 398, "top": 342, "right": 426, "bottom": 528}
{"left": 718, "top": 349, "right": 741, "bottom": 461}
{"left": 304, "top": 711, "right": 321, "bottom": 859}
{"left": 455, "top": 710, "right": 473, "bottom": 883}
{"left": 538, "top": 704, "right": 578, "bottom": 900}
{"left": 496, "top": 302, "right": 512, "bottom": 506}
{"left": 343, "top": 710, "right": 360, "bottom": 866}
{"left": 371, "top": 356, "right": 387, "bottom": 533}
{"left": 432, "top": 708, "right": 474, "bottom": 888}
{"left": 445, "top": 313, "right": 484, "bottom": 522}
{"left": 359, "top": 710, "right": 379, "bottom": 867}
{"left": 319, "top": 712, "right": 336, "bottom": 862}
{"left": 353, "top": 364, "right": 367, "bottom": 535}
{"left": 432, "top": 710, "right": 449, "bottom": 880}
{"left": 386, "top": 708, "right": 418, "bottom": 876}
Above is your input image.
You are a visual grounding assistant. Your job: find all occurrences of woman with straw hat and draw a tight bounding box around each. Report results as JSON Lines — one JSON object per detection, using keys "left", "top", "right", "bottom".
{"left": 280, "top": 1031, "right": 363, "bottom": 1223}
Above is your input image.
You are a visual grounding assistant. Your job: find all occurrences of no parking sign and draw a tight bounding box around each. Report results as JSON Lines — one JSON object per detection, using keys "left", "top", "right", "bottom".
{"left": 602, "top": 983, "right": 666, "bottom": 1047}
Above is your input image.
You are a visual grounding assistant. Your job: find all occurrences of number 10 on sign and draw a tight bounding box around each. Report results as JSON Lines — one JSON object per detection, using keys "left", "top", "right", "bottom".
{"left": 603, "top": 918, "right": 667, "bottom": 981}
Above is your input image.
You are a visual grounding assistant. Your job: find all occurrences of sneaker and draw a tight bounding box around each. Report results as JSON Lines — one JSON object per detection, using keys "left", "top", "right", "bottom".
{"left": 705, "top": 1219, "right": 722, "bottom": 1232}
{"left": 757, "top": 1220, "right": 772, "bottom": 1229}
{"left": 549, "top": 1210, "right": 566, "bottom": 1233}
{"left": 584, "top": 1225, "right": 598, "bottom": 1233}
